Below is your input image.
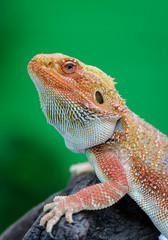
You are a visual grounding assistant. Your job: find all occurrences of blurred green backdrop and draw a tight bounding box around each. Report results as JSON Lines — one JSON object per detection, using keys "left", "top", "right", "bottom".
{"left": 0, "top": 0, "right": 168, "bottom": 234}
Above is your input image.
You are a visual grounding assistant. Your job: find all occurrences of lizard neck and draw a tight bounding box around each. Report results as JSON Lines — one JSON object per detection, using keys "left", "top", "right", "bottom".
{"left": 113, "top": 107, "right": 168, "bottom": 170}
{"left": 121, "top": 108, "right": 167, "bottom": 145}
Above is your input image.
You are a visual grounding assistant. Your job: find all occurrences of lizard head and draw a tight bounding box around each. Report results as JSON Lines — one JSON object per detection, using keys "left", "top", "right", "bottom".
{"left": 28, "top": 53, "right": 126, "bottom": 152}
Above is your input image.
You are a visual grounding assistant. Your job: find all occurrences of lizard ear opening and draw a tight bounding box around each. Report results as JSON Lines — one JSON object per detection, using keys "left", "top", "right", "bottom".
{"left": 95, "top": 91, "right": 104, "bottom": 104}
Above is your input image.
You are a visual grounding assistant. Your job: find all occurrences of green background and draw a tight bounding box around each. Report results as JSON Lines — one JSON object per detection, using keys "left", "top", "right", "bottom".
{"left": 0, "top": 0, "right": 168, "bottom": 234}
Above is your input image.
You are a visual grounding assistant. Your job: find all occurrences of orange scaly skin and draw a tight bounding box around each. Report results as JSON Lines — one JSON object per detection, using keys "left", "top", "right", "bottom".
{"left": 28, "top": 53, "right": 168, "bottom": 238}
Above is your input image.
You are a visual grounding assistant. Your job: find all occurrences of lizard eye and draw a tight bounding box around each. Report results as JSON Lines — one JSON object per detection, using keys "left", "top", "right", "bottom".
{"left": 62, "top": 61, "right": 77, "bottom": 74}
{"left": 95, "top": 90, "right": 104, "bottom": 104}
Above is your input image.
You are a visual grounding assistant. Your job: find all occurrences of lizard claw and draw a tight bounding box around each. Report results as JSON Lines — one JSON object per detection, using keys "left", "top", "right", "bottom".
{"left": 40, "top": 195, "right": 78, "bottom": 235}
{"left": 65, "top": 207, "right": 74, "bottom": 223}
{"left": 43, "top": 202, "right": 58, "bottom": 212}
{"left": 46, "top": 210, "right": 63, "bottom": 233}
{"left": 45, "top": 207, "right": 74, "bottom": 234}
{"left": 40, "top": 208, "right": 57, "bottom": 227}
{"left": 43, "top": 196, "right": 66, "bottom": 212}
{"left": 53, "top": 195, "right": 66, "bottom": 202}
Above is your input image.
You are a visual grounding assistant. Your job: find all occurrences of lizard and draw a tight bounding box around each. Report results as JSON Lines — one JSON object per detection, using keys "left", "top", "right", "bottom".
{"left": 28, "top": 53, "right": 168, "bottom": 239}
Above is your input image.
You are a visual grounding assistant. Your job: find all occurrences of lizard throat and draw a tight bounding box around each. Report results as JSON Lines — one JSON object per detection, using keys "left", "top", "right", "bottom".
{"left": 29, "top": 71, "right": 118, "bottom": 153}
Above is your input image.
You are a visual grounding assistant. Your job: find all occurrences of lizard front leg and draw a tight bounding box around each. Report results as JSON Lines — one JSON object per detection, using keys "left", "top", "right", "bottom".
{"left": 40, "top": 145, "right": 128, "bottom": 235}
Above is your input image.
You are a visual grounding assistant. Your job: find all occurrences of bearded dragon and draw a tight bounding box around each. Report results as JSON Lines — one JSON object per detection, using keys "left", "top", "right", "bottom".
{"left": 28, "top": 53, "right": 168, "bottom": 239}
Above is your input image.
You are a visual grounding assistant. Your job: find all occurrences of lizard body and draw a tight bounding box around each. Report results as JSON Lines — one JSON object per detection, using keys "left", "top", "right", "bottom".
{"left": 28, "top": 53, "right": 168, "bottom": 238}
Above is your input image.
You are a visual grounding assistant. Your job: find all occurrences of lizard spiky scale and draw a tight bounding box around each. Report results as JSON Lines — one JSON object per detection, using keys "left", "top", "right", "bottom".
{"left": 28, "top": 53, "right": 168, "bottom": 238}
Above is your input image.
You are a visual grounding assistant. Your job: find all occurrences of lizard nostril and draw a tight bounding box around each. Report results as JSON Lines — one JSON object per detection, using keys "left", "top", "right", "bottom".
{"left": 95, "top": 91, "right": 104, "bottom": 104}
{"left": 47, "top": 61, "right": 54, "bottom": 68}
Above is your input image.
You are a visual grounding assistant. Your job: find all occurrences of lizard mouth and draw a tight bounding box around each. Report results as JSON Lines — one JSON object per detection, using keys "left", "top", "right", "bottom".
{"left": 28, "top": 56, "right": 119, "bottom": 153}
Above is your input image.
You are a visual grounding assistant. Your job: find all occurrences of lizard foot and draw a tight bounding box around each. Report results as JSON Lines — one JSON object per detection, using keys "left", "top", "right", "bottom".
{"left": 40, "top": 195, "right": 81, "bottom": 234}
{"left": 70, "top": 162, "right": 93, "bottom": 177}
{"left": 158, "top": 234, "right": 168, "bottom": 240}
